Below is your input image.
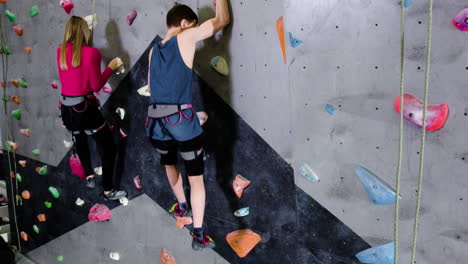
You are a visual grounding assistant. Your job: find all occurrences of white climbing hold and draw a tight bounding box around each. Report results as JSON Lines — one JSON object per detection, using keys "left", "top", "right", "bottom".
{"left": 109, "top": 252, "right": 120, "bottom": 260}
{"left": 137, "top": 85, "right": 150, "bottom": 96}
{"left": 299, "top": 163, "right": 319, "bottom": 182}
{"left": 63, "top": 140, "right": 73, "bottom": 148}
{"left": 116, "top": 108, "right": 125, "bottom": 120}
{"left": 84, "top": 13, "right": 98, "bottom": 30}
{"left": 94, "top": 166, "right": 102, "bottom": 176}
{"left": 119, "top": 197, "right": 128, "bottom": 206}
{"left": 75, "top": 197, "right": 84, "bottom": 206}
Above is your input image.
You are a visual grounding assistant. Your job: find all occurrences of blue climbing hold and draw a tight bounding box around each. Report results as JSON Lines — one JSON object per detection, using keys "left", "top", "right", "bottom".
{"left": 399, "top": 0, "right": 414, "bottom": 8}
{"left": 355, "top": 242, "right": 394, "bottom": 264}
{"left": 299, "top": 163, "right": 319, "bottom": 182}
{"left": 288, "top": 32, "right": 303, "bottom": 48}
{"left": 325, "top": 104, "right": 337, "bottom": 115}
{"left": 354, "top": 165, "right": 402, "bottom": 205}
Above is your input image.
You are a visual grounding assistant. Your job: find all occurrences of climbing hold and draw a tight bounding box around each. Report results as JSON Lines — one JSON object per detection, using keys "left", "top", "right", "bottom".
{"left": 21, "top": 190, "right": 30, "bottom": 200}
{"left": 1, "top": 45, "right": 11, "bottom": 55}
{"left": 5, "top": 10, "right": 15, "bottom": 22}
{"left": 12, "top": 25, "right": 23, "bottom": 36}
{"left": 160, "top": 249, "right": 176, "bottom": 264}
{"left": 63, "top": 140, "right": 72, "bottom": 148}
{"left": 0, "top": 81, "right": 4, "bottom": 87}
{"left": 10, "top": 96, "right": 20, "bottom": 104}
{"left": 69, "top": 155, "right": 85, "bottom": 180}
{"left": 33, "top": 225, "right": 39, "bottom": 234}
{"left": 197, "top": 112, "right": 208, "bottom": 126}
{"left": 452, "top": 8, "right": 468, "bottom": 31}
{"left": 16, "top": 173, "right": 22, "bottom": 182}
{"left": 234, "top": 207, "right": 250, "bottom": 217}
{"left": 355, "top": 242, "right": 394, "bottom": 264}
{"left": 394, "top": 93, "right": 448, "bottom": 131}
{"left": 137, "top": 85, "right": 150, "bottom": 96}
{"left": 354, "top": 165, "right": 402, "bottom": 205}
{"left": 60, "top": 0, "right": 74, "bottom": 14}
{"left": 9, "top": 80, "right": 19, "bottom": 87}
{"left": 134, "top": 175, "right": 143, "bottom": 190}
{"left": 11, "top": 109, "right": 21, "bottom": 120}
{"left": 226, "top": 229, "right": 261, "bottom": 258}
{"left": 48, "top": 186, "right": 60, "bottom": 199}
{"left": 299, "top": 163, "right": 319, "bottom": 182}
{"left": 126, "top": 10, "right": 137, "bottom": 25}
{"left": 20, "top": 128, "right": 30, "bottom": 137}
{"left": 6, "top": 141, "right": 17, "bottom": 151}
{"left": 233, "top": 174, "right": 251, "bottom": 198}
{"left": 109, "top": 252, "right": 120, "bottom": 261}
{"left": 0, "top": 0, "right": 7, "bottom": 4}
{"left": 44, "top": 201, "right": 52, "bottom": 208}
{"left": 399, "top": 0, "right": 414, "bottom": 8}
{"left": 102, "top": 84, "right": 112, "bottom": 93}
{"left": 325, "top": 104, "right": 337, "bottom": 116}
{"left": 57, "top": 256, "right": 64, "bottom": 262}
{"left": 24, "top": 47, "right": 31, "bottom": 54}
{"left": 18, "top": 160, "right": 26, "bottom": 167}
{"left": 9, "top": 171, "right": 14, "bottom": 179}
{"left": 119, "top": 128, "right": 127, "bottom": 138}
{"left": 37, "top": 165, "right": 48, "bottom": 175}
{"left": 75, "top": 197, "right": 84, "bottom": 206}
{"left": 32, "top": 149, "right": 40, "bottom": 156}
{"left": 210, "top": 56, "right": 229, "bottom": 76}
{"left": 1, "top": 96, "right": 6, "bottom": 103}
{"left": 84, "top": 13, "right": 98, "bottom": 30}
{"left": 119, "top": 197, "right": 128, "bottom": 206}
{"left": 16, "top": 195, "right": 22, "bottom": 206}
{"left": 88, "top": 204, "right": 112, "bottom": 222}
{"left": 37, "top": 214, "right": 46, "bottom": 222}
{"left": 29, "top": 5, "right": 39, "bottom": 17}
{"left": 288, "top": 32, "right": 303, "bottom": 48}
{"left": 169, "top": 203, "right": 193, "bottom": 229}
{"left": 18, "top": 77, "right": 27, "bottom": 88}
{"left": 116, "top": 107, "right": 125, "bottom": 120}
{"left": 50, "top": 81, "right": 59, "bottom": 89}
{"left": 94, "top": 166, "right": 102, "bottom": 176}
{"left": 276, "top": 17, "right": 287, "bottom": 64}
{"left": 20, "top": 231, "right": 28, "bottom": 241}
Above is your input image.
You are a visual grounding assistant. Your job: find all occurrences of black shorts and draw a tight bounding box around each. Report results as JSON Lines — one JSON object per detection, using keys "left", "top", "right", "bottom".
{"left": 150, "top": 134, "right": 205, "bottom": 176}
{"left": 60, "top": 98, "right": 105, "bottom": 132}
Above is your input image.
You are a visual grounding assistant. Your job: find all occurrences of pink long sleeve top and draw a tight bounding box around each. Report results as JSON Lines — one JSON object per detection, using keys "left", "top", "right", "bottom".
{"left": 56, "top": 43, "right": 112, "bottom": 96}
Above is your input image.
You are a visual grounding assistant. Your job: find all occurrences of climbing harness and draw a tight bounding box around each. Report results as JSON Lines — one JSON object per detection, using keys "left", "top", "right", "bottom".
{"left": 146, "top": 104, "right": 195, "bottom": 139}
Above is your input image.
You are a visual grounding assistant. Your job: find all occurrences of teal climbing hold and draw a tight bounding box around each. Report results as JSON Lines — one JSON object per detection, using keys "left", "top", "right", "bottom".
{"left": 288, "top": 32, "right": 303, "bottom": 48}
{"left": 32, "top": 149, "right": 40, "bottom": 156}
{"left": 234, "top": 207, "right": 250, "bottom": 217}
{"left": 33, "top": 225, "right": 40, "bottom": 234}
{"left": 44, "top": 201, "right": 52, "bottom": 208}
{"left": 4, "top": 10, "right": 16, "bottom": 22}
{"left": 38, "top": 165, "right": 48, "bottom": 175}
{"left": 48, "top": 187, "right": 60, "bottom": 198}
{"left": 355, "top": 242, "right": 394, "bottom": 264}
{"left": 299, "top": 163, "right": 319, "bottom": 182}
{"left": 354, "top": 165, "right": 402, "bottom": 205}
{"left": 399, "top": 0, "right": 414, "bottom": 8}
{"left": 29, "top": 5, "right": 39, "bottom": 17}
{"left": 325, "top": 104, "right": 337, "bottom": 116}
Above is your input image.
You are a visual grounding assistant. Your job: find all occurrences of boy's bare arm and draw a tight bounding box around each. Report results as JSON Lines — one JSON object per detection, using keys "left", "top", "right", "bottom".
{"left": 186, "top": 0, "right": 230, "bottom": 43}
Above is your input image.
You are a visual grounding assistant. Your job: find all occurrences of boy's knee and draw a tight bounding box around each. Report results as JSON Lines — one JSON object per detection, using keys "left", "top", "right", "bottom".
{"left": 188, "top": 175, "right": 204, "bottom": 185}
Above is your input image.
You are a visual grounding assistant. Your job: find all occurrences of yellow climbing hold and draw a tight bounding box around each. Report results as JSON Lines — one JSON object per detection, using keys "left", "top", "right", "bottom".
{"left": 210, "top": 56, "right": 229, "bottom": 76}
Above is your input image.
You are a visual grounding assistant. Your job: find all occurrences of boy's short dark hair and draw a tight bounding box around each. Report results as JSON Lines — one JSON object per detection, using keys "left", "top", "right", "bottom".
{"left": 167, "top": 3, "right": 198, "bottom": 27}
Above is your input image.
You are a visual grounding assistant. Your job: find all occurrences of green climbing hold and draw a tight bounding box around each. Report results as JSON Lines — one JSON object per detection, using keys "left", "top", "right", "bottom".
{"left": 1, "top": 45, "right": 11, "bottom": 55}
{"left": 11, "top": 109, "right": 21, "bottom": 120}
{"left": 57, "top": 256, "right": 63, "bottom": 262}
{"left": 32, "top": 149, "right": 40, "bottom": 156}
{"left": 16, "top": 173, "right": 22, "bottom": 182}
{"left": 44, "top": 201, "right": 52, "bottom": 208}
{"left": 33, "top": 225, "right": 39, "bottom": 234}
{"left": 48, "top": 187, "right": 59, "bottom": 199}
{"left": 5, "top": 10, "right": 16, "bottom": 22}
{"left": 5, "top": 143, "right": 13, "bottom": 152}
{"left": 29, "top": 6, "right": 39, "bottom": 17}
{"left": 38, "top": 165, "right": 48, "bottom": 175}
{"left": 18, "top": 77, "right": 27, "bottom": 88}
{"left": 210, "top": 56, "right": 229, "bottom": 76}
{"left": 2, "top": 96, "right": 7, "bottom": 103}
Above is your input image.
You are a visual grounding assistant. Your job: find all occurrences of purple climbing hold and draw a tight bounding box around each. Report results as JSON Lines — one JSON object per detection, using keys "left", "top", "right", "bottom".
{"left": 126, "top": 10, "right": 137, "bottom": 25}
{"left": 88, "top": 204, "right": 112, "bottom": 222}
{"left": 453, "top": 8, "right": 468, "bottom": 31}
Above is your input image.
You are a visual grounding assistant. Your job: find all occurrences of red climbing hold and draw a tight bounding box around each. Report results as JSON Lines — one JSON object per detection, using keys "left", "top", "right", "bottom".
{"left": 226, "top": 229, "right": 261, "bottom": 258}
{"left": 10, "top": 80, "right": 19, "bottom": 88}
{"left": 10, "top": 96, "right": 20, "bottom": 104}
{"left": 19, "top": 128, "right": 30, "bottom": 137}
{"left": 103, "top": 84, "right": 112, "bottom": 93}
{"left": 69, "top": 155, "right": 85, "bottom": 180}
{"left": 233, "top": 174, "right": 251, "bottom": 198}
{"left": 50, "top": 81, "right": 58, "bottom": 89}
{"left": 394, "top": 93, "right": 448, "bottom": 131}
{"left": 126, "top": 10, "right": 137, "bottom": 25}
{"left": 12, "top": 25, "right": 23, "bottom": 36}
{"left": 60, "top": 0, "right": 74, "bottom": 14}
{"left": 24, "top": 47, "right": 31, "bottom": 54}
{"left": 134, "top": 175, "right": 143, "bottom": 190}
{"left": 453, "top": 8, "right": 468, "bottom": 31}
{"left": 88, "top": 204, "right": 112, "bottom": 222}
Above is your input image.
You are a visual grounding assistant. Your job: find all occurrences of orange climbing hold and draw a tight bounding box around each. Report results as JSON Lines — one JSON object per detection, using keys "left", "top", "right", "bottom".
{"left": 13, "top": 25, "right": 23, "bottom": 36}
{"left": 6, "top": 141, "right": 17, "bottom": 151}
{"left": 24, "top": 47, "right": 31, "bottom": 54}
{"left": 160, "top": 249, "right": 176, "bottom": 264}
{"left": 9, "top": 80, "right": 19, "bottom": 87}
{"left": 37, "top": 214, "right": 46, "bottom": 222}
{"left": 0, "top": 81, "right": 4, "bottom": 87}
{"left": 233, "top": 174, "right": 251, "bottom": 198}
{"left": 20, "top": 231, "right": 28, "bottom": 241}
{"left": 175, "top": 215, "right": 193, "bottom": 229}
{"left": 18, "top": 160, "right": 26, "bottom": 167}
{"left": 10, "top": 96, "right": 20, "bottom": 104}
{"left": 276, "top": 17, "right": 287, "bottom": 64}
{"left": 21, "top": 190, "right": 30, "bottom": 200}
{"left": 20, "top": 128, "right": 30, "bottom": 137}
{"left": 226, "top": 229, "right": 261, "bottom": 258}
{"left": 10, "top": 171, "right": 14, "bottom": 178}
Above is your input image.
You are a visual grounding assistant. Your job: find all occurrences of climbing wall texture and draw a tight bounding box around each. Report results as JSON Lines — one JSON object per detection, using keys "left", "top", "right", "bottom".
{"left": 286, "top": 0, "right": 468, "bottom": 263}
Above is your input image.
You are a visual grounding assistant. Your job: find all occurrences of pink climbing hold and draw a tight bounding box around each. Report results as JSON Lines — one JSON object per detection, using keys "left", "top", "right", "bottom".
{"left": 88, "top": 204, "right": 112, "bottom": 222}
{"left": 103, "top": 84, "right": 112, "bottom": 93}
{"left": 134, "top": 175, "right": 143, "bottom": 190}
{"left": 69, "top": 155, "right": 85, "bottom": 180}
{"left": 50, "top": 81, "right": 58, "bottom": 89}
{"left": 453, "top": 8, "right": 468, "bottom": 31}
{"left": 60, "top": 0, "right": 74, "bottom": 15}
{"left": 126, "top": 10, "right": 137, "bottom": 25}
{"left": 394, "top": 93, "right": 449, "bottom": 131}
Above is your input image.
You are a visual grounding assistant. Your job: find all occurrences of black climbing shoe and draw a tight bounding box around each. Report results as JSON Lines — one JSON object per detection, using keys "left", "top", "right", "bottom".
{"left": 169, "top": 203, "right": 193, "bottom": 229}
{"left": 191, "top": 232, "right": 215, "bottom": 251}
{"left": 103, "top": 189, "right": 127, "bottom": 201}
{"left": 86, "top": 177, "right": 96, "bottom": 189}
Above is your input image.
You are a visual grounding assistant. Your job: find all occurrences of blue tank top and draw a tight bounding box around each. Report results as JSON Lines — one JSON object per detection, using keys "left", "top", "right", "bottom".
{"left": 149, "top": 36, "right": 193, "bottom": 105}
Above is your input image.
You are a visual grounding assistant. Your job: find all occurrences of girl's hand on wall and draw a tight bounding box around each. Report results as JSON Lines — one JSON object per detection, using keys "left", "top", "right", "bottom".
{"left": 108, "top": 57, "right": 123, "bottom": 71}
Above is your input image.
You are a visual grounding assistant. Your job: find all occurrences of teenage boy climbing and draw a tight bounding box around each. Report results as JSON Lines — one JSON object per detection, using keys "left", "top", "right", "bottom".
{"left": 145, "top": 1, "right": 230, "bottom": 250}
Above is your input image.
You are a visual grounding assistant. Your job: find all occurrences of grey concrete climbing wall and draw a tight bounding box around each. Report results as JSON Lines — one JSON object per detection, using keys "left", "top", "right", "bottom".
{"left": 286, "top": 0, "right": 468, "bottom": 263}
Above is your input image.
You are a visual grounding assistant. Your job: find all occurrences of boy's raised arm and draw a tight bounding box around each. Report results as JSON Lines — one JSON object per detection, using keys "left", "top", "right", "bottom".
{"left": 186, "top": 0, "right": 230, "bottom": 43}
